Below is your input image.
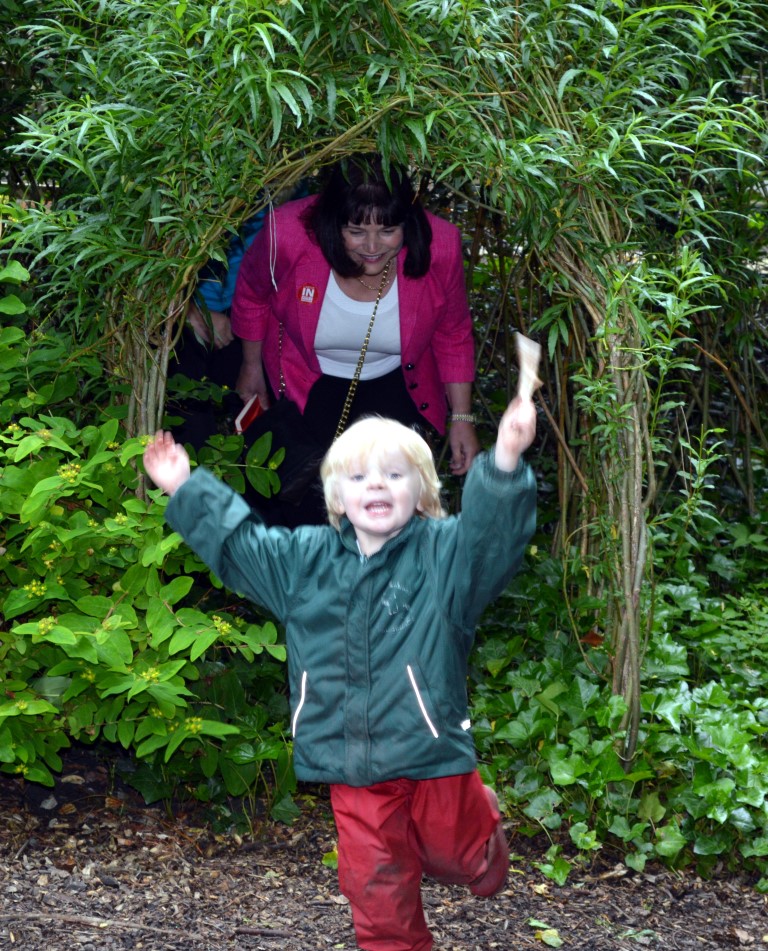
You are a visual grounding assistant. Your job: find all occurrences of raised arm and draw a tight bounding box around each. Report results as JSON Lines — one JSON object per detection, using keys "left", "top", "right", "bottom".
{"left": 494, "top": 397, "right": 537, "bottom": 473}
{"left": 495, "top": 332, "right": 540, "bottom": 471}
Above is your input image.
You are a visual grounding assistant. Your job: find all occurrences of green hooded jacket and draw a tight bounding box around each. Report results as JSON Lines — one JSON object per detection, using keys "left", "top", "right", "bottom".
{"left": 165, "top": 450, "right": 536, "bottom": 786}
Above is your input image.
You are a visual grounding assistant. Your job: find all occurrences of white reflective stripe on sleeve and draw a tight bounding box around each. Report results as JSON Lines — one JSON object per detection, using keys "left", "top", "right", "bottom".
{"left": 292, "top": 671, "right": 307, "bottom": 736}
{"left": 407, "top": 665, "right": 439, "bottom": 739}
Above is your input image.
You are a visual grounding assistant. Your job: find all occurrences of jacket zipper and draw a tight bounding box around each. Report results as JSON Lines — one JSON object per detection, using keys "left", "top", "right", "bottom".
{"left": 407, "top": 665, "right": 439, "bottom": 738}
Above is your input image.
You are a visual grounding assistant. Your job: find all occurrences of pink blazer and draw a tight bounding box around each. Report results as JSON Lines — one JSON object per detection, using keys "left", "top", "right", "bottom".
{"left": 230, "top": 196, "right": 475, "bottom": 434}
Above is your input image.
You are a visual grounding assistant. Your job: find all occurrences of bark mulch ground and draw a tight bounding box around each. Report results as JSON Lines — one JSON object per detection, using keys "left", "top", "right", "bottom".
{"left": 1, "top": 748, "right": 766, "bottom": 950}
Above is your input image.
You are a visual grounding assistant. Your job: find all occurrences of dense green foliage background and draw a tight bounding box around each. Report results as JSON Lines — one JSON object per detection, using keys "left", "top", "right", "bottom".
{"left": 1, "top": 0, "right": 767, "bottom": 884}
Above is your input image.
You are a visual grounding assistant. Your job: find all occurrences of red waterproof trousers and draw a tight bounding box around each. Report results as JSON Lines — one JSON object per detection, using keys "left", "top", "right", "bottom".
{"left": 330, "top": 771, "right": 506, "bottom": 951}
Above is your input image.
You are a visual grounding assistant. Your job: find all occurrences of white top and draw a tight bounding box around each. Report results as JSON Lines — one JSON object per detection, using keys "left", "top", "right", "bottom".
{"left": 314, "top": 274, "right": 401, "bottom": 380}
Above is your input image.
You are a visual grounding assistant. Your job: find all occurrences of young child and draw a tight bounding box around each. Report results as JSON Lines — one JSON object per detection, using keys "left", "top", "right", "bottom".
{"left": 143, "top": 397, "right": 537, "bottom": 951}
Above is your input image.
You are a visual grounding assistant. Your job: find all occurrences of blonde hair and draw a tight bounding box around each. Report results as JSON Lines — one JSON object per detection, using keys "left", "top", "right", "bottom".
{"left": 321, "top": 416, "right": 445, "bottom": 529}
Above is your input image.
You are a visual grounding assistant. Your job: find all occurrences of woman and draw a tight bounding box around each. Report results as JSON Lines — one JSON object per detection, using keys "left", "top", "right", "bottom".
{"left": 231, "top": 154, "right": 479, "bottom": 524}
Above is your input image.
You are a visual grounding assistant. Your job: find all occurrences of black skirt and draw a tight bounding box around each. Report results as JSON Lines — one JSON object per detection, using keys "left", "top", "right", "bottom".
{"left": 302, "top": 367, "right": 426, "bottom": 446}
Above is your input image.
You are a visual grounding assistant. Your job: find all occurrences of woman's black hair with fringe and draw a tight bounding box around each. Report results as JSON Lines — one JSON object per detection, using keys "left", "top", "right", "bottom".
{"left": 302, "top": 154, "right": 432, "bottom": 279}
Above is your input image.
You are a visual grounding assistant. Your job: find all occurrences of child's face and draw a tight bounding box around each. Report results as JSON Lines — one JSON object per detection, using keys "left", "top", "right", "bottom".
{"left": 334, "top": 448, "right": 422, "bottom": 556}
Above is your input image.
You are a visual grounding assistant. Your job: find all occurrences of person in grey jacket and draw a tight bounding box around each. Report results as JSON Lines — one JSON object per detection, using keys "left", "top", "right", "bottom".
{"left": 143, "top": 397, "right": 537, "bottom": 951}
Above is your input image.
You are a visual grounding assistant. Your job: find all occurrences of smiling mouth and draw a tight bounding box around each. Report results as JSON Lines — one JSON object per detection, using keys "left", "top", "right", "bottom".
{"left": 365, "top": 501, "right": 392, "bottom": 514}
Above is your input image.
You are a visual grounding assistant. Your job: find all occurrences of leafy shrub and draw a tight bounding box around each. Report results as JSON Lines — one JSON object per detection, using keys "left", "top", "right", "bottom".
{"left": 472, "top": 489, "right": 768, "bottom": 888}
{"left": 0, "top": 270, "right": 295, "bottom": 818}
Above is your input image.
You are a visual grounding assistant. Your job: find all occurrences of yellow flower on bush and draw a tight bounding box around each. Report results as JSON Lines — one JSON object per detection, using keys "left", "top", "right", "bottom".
{"left": 38, "top": 616, "right": 56, "bottom": 635}
{"left": 185, "top": 717, "right": 203, "bottom": 735}
{"left": 212, "top": 615, "right": 232, "bottom": 636}
{"left": 57, "top": 462, "right": 81, "bottom": 483}
{"left": 23, "top": 580, "right": 46, "bottom": 597}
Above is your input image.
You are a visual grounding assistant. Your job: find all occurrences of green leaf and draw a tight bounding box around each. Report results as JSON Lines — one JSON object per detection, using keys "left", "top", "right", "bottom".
{"left": 548, "top": 749, "right": 588, "bottom": 785}
{"left": 538, "top": 929, "right": 563, "bottom": 948}
{"left": 0, "top": 698, "right": 59, "bottom": 716}
{"left": 167, "top": 627, "right": 199, "bottom": 655}
{"left": 0, "top": 294, "right": 26, "bottom": 315}
{"left": 23, "top": 763, "right": 56, "bottom": 786}
{"left": 557, "top": 68, "right": 582, "bottom": 101}
{"left": 569, "top": 822, "right": 601, "bottom": 851}
{"left": 39, "top": 626, "right": 78, "bottom": 647}
{"left": 159, "top": 576, "right": 195, "bottom": 605}
{"left": 270, "top": 793, "right": 301, "bottom": 824}
{"left": 638, "top": 791, "right": 666, "bottom": 824}
{"left": 0, "top": 261, "right": 30, "bottom": 283}
{"left": 322, "top": 848, "right": 338, "bottom": 869}
{"left": 655, "top": 821, "right": 687, "bottom": 858}
{"left": 198, "top": 720, "right": 239, "bottom": 738}
{"left": 134, "top": 716, "right": 168, "bottom": 743}
{"left": 96, "top": 629, "right": 134, "bottom": 667}
{"left": 533, "top": 855, "right": 571, "bottom": 886}
{"left": 189, "top": 628, "right": 220, "bottom": 661}
{"left": 146, "top": 598, "right": 176, "bottom": 645}
{"left": 117, "top": 717, "right": 135, "bottom": 748}
{"left": 135, "top": 732, "right": 171, "bottom": 758}
{"left": 164, "top": 727, "right": 194, "bottom": 761}
{"left": 76, "top": 595, "right": 116, "bottom": 618}
{"left": 219, "top": 755, "right": 258, "bottom": 796}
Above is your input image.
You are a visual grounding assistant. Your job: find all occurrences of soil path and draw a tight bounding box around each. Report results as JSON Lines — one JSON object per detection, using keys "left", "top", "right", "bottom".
{"left": 1, "top": 750, "right": 766, "bottom": 950}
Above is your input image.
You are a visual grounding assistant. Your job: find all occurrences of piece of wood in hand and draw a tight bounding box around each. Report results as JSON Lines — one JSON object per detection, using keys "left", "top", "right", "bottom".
{"left": 515, "top": 332, "right": 542, "bottom": 401}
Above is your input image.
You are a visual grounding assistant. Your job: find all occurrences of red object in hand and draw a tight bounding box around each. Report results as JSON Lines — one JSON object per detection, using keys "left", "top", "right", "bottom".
{"left": 235, "top": 395, "right": 264, "bottom": 434}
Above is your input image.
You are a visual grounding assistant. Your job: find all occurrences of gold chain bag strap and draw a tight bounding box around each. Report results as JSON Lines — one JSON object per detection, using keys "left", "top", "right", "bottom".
{"left": 244, "top": 260, "right": 393, "bottom": 505}
{"left": 334, "top": 258, "right": 392, "bottom": 440}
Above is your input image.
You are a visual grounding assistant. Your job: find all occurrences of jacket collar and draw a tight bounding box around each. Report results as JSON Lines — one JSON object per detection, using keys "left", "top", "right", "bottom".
{"left": 338, "top": 514, "right": 420, "bottom": 560}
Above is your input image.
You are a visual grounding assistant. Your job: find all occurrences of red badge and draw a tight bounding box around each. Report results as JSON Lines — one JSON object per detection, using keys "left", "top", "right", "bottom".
{"left": 298, "top": 284, "right": 316, "bottom": 304}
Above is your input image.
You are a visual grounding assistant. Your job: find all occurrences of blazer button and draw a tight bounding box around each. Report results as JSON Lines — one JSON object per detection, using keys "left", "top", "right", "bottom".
{"left": 405, "top": 363, "right": 415, "bottom": 371}
{"left": 420, "top": 402, "right": 429, "bottom": 410}
{"left": 409, "top": 382, "right": 418, "bottom": 390}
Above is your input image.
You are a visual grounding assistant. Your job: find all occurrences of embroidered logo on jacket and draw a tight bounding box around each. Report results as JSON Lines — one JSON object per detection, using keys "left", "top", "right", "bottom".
{"left": 382, "top": 581, "right": 413, "bottom": 633}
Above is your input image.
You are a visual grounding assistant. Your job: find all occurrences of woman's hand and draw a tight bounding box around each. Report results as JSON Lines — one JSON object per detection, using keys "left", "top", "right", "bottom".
{"left": 448, "top": 420, "right": 480, "bottom": 475}
{"left": 236, "top": 339, "right": 271, "bottom": 406}
{"left": 446, "top": 382, "right": 480, "bottom": 475}
{"left": 186, "top": 301, "right": 234, "bottom": 349}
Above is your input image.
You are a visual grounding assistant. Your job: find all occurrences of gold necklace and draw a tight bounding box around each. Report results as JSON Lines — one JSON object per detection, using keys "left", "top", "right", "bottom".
{"left": 357, "top": 268, "right": 392, "bottom": 291}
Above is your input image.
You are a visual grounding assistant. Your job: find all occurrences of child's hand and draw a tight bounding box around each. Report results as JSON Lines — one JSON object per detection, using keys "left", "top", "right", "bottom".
{"left": 143, "top": 430, "right": 191, "bottom": 496}
{"left": 494, "top": 397, "right": 537, "bottom": 472}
